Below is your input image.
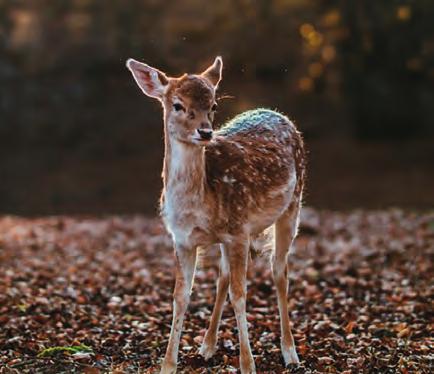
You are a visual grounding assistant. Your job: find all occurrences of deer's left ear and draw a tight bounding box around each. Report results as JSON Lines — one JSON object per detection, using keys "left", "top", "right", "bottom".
{"left": 126, "top": 58, "right": 169, "bottom": 100}
{"left": 201, "top": 56, "right": 223, "bottom": 88}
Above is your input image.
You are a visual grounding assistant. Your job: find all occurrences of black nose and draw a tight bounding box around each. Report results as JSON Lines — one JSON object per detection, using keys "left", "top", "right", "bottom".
{"left": 197, "top": 128, "right": 213, "bottom": 140}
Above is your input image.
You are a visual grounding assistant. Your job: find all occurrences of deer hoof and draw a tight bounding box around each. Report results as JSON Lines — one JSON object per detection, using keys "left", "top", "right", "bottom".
{"left": 199, "top": 339, "right": 217, "bottom": 360}
{"left": 160, "top": 360, "right": 177, "bottom": 374}
{"left": 282, "top": 345, "right": 300, "bottom": 365}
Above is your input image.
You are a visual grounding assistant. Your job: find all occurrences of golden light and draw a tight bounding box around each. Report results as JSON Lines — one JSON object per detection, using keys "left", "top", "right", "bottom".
{"left": 299, "top": 23, "right": 324, "bottom": 48}
{"left": 298, "top": 77, "right": 314, "bottom": 92}
{"left": 322, "top": 45, "right": 336, "bottom": 62}
{"left": 322, "top": 9, "right": 341, "bottom": 27}
{"left": 308, "top": 62, "right": 324, "bottom": 78}
{"left": 10, "top": 9, "right": 41, "bottom": 48}
{"left": 396, "top": 6, "right": 411, "bottom": 21}
{"left": 308, "top": 31, "right": 323, "bottom": 47}
{"left": 300, "top": 23, "right": 314, "bottom": 38}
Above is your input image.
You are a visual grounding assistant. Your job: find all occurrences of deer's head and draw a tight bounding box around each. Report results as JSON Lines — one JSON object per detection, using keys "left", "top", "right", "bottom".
{"left": 126, "top": 57, "right": 222, "bottom": 146}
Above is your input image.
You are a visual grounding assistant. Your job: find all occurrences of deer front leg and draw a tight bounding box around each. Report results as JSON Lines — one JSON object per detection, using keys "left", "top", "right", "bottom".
{"left": 160, "top": 244, "right": 197, "bottom": 374}
{"left": 199, "top": 244, "right": 230, "bottom": 360}
{"left": 224, "top": 239, "right": 256, "bottom": 374}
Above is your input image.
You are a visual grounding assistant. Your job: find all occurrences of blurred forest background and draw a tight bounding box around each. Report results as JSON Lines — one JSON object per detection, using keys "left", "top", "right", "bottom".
{"left": 0, "top": 0, "right": 433, "bottom": 215}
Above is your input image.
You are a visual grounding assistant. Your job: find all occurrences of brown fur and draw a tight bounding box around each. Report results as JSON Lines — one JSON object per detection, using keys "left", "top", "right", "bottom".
{"left": 205, "top": 126, "right": 304, "bottom": 235}
{"left": 174, "top": 75, "right": 214, "bottom": 110}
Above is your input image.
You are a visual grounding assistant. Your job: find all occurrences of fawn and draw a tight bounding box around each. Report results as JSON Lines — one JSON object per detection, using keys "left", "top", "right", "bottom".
{"left": 126, "top": 56, "right": 305, "bottom": 373}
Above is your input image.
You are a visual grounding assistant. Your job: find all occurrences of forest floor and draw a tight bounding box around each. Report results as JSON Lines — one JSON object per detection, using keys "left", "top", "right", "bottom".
{"left": 0, "top": 209, "right": 433, "bottom": 373}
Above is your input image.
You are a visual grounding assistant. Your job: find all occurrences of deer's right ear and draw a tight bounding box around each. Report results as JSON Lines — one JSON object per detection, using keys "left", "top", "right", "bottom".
{"left": 126, "top": 59, "right": 168, "bottom": 100}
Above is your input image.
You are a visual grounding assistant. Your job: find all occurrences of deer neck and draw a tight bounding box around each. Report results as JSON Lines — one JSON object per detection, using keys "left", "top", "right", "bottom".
{"left": 162, "top": 119, "right": 206, "bottom": 197}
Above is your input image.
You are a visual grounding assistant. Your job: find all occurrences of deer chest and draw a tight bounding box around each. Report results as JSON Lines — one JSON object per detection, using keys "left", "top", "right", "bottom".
{"left": 161, "top": 190, "right": 212, "bottom": 247}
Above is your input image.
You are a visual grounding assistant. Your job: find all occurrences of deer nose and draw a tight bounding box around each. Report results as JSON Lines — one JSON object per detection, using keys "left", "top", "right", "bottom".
{"left": 197, "top": 128, "right": 213, "bottom": 140}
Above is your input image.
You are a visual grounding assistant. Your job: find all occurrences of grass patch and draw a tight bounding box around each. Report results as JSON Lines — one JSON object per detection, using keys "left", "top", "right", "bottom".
{"left": 37, "top": 344, "right": 93, "bottom": 357}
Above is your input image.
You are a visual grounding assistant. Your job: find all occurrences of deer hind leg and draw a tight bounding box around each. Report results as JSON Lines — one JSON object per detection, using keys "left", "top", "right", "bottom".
{"left": 223, "top": 239, "right": 256, "bottom": 374}
{"left": 272, "top": 201, "right": 300, "bottom": 366}
{"left": 199, "top": 244, "right": 230, "bottom": 360}
{"left": 160, "top": 245, "right": 197, "bottom": 374}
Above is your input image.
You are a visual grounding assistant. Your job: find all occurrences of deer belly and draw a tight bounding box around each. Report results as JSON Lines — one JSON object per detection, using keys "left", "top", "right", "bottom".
{"left": 248, "top": 178, "right": 296, "bottom": 234}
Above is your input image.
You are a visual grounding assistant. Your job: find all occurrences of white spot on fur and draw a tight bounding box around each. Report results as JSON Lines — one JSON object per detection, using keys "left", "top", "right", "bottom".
{"left": 222, "top": 175, "right": 236, "bottom": 184}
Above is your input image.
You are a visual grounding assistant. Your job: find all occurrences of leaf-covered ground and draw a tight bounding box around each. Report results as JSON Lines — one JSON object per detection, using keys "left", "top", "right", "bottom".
{"left": 0, "top": 209, "right": 433, "bottom": 373}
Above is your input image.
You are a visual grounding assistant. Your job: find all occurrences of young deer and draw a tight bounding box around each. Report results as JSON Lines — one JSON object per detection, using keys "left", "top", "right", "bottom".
{"left": 126, "top": 56, "right": 305, "bottom": 373}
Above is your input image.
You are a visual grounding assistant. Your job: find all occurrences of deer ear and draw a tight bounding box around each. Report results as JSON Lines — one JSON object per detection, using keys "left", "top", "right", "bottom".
{"left": 126, "top": 58, "right": 168, "bottom": 100}
{"left": 201, "top": 56, "right": 223, "bottom": 88}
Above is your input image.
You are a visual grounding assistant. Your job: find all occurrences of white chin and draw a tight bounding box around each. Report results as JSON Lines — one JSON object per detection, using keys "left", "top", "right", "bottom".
{"left": 191, "top": 137, "right": 212, "bottom": 145}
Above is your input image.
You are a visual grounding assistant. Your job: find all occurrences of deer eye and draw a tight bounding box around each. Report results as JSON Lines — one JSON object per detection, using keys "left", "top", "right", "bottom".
{"left": 173, "top": 103, "right": 185, "bottom": 112}
{"left": 211, "top": 103, "right": 218, "bottom": 112}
